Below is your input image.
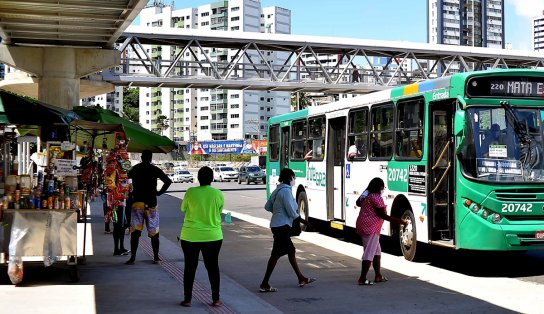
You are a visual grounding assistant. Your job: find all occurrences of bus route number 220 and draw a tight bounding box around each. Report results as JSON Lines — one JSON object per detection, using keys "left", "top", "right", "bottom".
{"left": 388, "top": 167, "right": 408, "bottom": 183}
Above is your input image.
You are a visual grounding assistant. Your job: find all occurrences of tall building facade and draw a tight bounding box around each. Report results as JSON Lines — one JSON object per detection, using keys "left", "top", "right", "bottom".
{"left": 534, "top": 11, "right": 544, "bottom": 51}
{"left": 80, "top": 86, "right": 124, "bottom": 113}
{"left": 428, "top": 0, "right": 504, "bottom": 48}
{"left": 138, "top": 0, "right": 291, "bottom": 144}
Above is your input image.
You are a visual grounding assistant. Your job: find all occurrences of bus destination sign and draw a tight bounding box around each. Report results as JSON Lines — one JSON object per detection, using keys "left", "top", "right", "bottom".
{"left": 490, "top": 80, "right": 544, "bottom": 97}
{"left": 466, "top": 76, "right": 544, "bottom": 98}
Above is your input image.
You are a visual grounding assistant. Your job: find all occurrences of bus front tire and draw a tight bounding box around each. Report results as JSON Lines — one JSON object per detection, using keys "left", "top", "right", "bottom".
{"left": 297, "top": 191, "right": 309, "bottom": 231}
{"left": 399, "top": 210, "right": 417, "bottom": 261}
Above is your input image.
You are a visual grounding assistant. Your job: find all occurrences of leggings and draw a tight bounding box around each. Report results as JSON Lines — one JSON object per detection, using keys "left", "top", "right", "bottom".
{"left": 180, "top": 239, "right": 222, "bottom": 302}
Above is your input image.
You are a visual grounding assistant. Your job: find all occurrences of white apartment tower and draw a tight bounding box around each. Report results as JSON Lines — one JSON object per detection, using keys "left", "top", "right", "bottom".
{"left": 428, "top": 0, "right": 504, "bottom": 48}
{"left": 80, "top": 86, "right": 124, "bottom": 113}
{"left": 138, "top": 0, "right": 291, "bottom": 143}
{"left": 534, "top": 11, "right": 544, "bottom": 51}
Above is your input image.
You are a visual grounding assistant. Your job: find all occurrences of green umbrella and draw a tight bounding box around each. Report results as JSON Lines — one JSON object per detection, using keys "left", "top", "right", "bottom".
{"left": 72, "top": 106, "right": 177, "bottom": 153}
{"left": 0, "top": 89, "right": 77, "bottom": 126}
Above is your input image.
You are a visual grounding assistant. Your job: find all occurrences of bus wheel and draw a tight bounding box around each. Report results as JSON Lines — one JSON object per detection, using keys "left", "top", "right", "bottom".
{"left": 399, "top": 210, "right": 417, "bottom": 261}
{"left": 297, "top": 191, "right": 309, "bottom": 231}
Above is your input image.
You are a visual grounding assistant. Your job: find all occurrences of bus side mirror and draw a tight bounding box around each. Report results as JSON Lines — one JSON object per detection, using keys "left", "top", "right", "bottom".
{"left": 454, "top": 110, "right": 465, "bottom": 137}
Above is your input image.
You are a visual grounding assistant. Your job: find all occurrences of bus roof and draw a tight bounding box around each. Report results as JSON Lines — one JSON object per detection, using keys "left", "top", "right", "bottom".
{"left": 268, "top": 108, "right": 309, "bottom": 124}
{"left": 269, "top": 69, "right": 544, "bottom": 121}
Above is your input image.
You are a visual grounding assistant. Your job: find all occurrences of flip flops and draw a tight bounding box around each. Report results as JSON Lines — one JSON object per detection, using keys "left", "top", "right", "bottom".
{"left": 375, "top": 276, "right": 388, "bottom": 283}
{"left": 259, "top": 287, "right": 278, "bottom": 293}
{"left": 358, "top": 279, "right": 374, "bottom": 286}
{"left": 298, "top": 277, "right": 317, "bottom": 287}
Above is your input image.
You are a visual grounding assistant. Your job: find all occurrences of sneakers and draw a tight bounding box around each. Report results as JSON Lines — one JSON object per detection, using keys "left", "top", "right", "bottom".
{"left": 113, "top": 249, "right": 131, "bottom": 256}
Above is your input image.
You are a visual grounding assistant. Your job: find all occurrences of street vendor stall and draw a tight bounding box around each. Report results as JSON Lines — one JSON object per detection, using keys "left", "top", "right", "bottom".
{"left": 0, "top": 89, "right": 82, "bottom": 283}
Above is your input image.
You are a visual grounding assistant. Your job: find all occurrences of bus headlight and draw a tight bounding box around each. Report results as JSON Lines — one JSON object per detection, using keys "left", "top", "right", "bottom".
{"left": 482, "top": 209, "right": 491, "bottom": 219}
{"left": 470, "top": 204, "right": 480, "bottom": 213}
{"left": 492, "top": 213, "right": 502, "bottom": 224}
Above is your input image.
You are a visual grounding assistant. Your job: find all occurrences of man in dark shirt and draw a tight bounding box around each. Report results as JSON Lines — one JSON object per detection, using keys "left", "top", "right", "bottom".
{"left": 126, "top": 150, "right": 172, "bottom": 265}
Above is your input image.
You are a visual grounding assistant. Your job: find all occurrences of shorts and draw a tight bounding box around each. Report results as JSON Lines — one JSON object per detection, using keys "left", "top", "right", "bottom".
{"left": 130, "top": 202, "right": 159, "bottom": 237}
{"left": 361, "top": 233, "right": 381, "bottom": 261}
{"left": 270, "top": 225, "right": 296, "bottom": 257}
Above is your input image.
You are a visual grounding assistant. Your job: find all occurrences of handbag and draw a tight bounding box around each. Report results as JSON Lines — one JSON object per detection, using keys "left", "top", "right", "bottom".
{"left": 290, "top": 216, "right": 302, "bottom": 237}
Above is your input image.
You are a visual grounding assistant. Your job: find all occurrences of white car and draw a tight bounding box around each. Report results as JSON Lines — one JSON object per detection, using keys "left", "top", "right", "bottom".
{"left": 170, "top": 170, "right": 194, "bottom": 183}
{"left": 213, "top": 166, "right": 239, "bottom": 182}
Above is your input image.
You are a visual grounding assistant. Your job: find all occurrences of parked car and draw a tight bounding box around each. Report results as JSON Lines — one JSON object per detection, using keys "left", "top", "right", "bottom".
{"left": 213, "top": 166, "right": 239, "bottom": 182}
{"left": 170, "top": 170, "right": 194, "bottom": 183}
{"left": 238, "top": 165, "right": 266, "bottom": 184}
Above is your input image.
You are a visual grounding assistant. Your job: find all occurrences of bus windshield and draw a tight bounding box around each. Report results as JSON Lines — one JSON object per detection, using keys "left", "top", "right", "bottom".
{"left": 460, "top": 106, "right": 544, "bottom": 182}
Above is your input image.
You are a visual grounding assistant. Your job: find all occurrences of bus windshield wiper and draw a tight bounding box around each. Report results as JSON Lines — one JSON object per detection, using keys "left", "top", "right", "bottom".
{"left": 499, "top": 101, "right": 532, "bottom": 144}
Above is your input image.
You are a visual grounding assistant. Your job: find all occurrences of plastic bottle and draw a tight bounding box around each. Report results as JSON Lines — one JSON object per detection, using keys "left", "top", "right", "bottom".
{"left": 224, "top": 212, "right": 232, "bottom": 224}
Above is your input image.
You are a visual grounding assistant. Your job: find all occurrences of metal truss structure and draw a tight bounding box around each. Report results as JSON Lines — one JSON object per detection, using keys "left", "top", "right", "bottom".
{"left": 103, "top": 26, "right": 544, "bottom": 94}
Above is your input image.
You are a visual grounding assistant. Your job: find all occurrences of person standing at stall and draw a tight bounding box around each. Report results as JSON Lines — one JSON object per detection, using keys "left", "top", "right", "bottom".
{"left": 125, "top": 150, "right": 172, "bottom": 265}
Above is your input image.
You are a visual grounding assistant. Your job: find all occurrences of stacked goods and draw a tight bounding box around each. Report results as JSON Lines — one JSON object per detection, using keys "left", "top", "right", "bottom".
{"left": 104, "top": 132, "right": 131, "bottom": 222}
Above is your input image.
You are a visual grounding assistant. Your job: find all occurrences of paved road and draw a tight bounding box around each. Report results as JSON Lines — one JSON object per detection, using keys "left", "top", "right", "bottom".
{"left": 1, "top": 180, "right": 543, "bottom": 313}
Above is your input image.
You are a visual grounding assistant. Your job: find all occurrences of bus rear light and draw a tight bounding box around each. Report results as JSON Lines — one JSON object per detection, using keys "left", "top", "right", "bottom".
{"left": 492, "top": 213, "right": 502, "bottom": 224}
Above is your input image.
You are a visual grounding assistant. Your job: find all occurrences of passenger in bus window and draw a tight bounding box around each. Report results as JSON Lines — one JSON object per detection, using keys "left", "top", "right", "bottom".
{"left": 481, "top": 124, "right": 503, "bottom": 157}
{"left": 355, "top": 177, "right": 407, "bottom": 285}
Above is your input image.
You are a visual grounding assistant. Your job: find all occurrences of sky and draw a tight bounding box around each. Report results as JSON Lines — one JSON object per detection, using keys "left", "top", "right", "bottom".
{"left": 149, "top": 0, "right": 544, "bottom": 51}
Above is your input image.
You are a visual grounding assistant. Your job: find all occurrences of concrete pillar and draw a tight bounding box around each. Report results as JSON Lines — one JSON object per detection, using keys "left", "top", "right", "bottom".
{"left": 0, "top": 45, "right": 120, "bottom": 110}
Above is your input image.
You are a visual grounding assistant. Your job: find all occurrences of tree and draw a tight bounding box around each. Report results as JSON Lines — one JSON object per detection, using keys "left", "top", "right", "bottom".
{"left": 155, "top": 114, "right": 169, "bottom": 135}
{"left": 291, "top": 92, "right": 311, "bottom": 111}
{"left": 123, "top": 87, "right": 139, "bottom": 123}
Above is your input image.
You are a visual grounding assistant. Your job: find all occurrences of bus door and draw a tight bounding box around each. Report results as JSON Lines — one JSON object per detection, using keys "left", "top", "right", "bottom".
{"left": 326, "top": 117, "right": 346, "bottom": 221}
{"left": 428, "top": 101, "right": 455, "bottom": 243}
{"left": 280, "top": 126, "right": 290, "bottom": 170}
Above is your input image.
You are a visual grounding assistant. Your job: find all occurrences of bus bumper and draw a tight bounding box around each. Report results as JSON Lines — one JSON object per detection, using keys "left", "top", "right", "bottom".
{"left": 458, "top": 213, "right": 544, "bottom": 250}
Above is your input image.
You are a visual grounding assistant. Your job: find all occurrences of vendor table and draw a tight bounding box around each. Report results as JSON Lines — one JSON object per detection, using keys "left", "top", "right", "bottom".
{"left": 1, "top": 209, "right": 79, "bottom": 283}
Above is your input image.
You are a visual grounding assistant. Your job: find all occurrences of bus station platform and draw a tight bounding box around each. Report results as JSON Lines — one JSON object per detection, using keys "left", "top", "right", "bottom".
{"left": 0, "top": 193, "right": 540, "bottom": 314}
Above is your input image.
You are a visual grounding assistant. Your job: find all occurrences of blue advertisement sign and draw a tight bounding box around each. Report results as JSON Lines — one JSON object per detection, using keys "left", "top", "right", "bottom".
{"left": 188, "top": 140, "right": 245, "bottom": 155}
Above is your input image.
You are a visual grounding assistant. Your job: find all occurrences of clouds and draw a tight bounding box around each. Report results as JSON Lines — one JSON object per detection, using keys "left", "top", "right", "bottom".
{"left": 506, "top": 0, "right": 544, "bottom": 18}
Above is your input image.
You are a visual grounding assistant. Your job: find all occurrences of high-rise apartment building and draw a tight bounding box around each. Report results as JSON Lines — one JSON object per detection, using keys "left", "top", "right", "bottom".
{"left": 534, "top": 11, "right": 544, "bottom": 51}
{"left": 138, "top": 0, "right": 291, "bottom": 143}
{"left": 80, "top": 86, "right": 124, "bottom": 113}
{"left": 428, "top": 0, "right": 504, "bottom": 48}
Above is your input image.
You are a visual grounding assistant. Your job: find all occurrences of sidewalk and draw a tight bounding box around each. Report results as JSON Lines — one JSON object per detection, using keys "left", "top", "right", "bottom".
{"left": 1, "top": 193, "right": 536, "bottom": 313}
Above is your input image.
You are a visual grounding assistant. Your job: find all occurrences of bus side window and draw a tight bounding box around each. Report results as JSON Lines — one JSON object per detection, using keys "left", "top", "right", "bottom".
{"left": 306, "top": 116, "right": 325, "bottom": 161}
{"left": 347, "top": 109, "right": 368, "bottom": 160}
{"left": 395, "top": 98, "right": 423, "bottom": 159}
{"left": 290, "top": 119, "right": 307, "bottom": 161}
{"left": 268, "top": 125, "right": 280, "bottom": 161}
{"left": 370, "top": 103, "right": 394, "bottom": 160}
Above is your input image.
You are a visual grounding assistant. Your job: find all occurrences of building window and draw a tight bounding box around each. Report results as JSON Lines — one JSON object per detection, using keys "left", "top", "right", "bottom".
{"left": 231, "top": 104, "right": 239, "bottom": 109}
{"left": 230, "top": 124, "right": 239, "bottom": 128}
{"left": 200, "top": 116, "right": 209, "bottom": 120}
{"left": 201, "top": 12, "right": 209, "bottom": 17}
{"left": 231, "top": 16, "right": 240, "bottom": 21}
{"left": 230, "top": 94, "right": 240, "bottom": 99}
{"left": 230, "top": 114, "right": 239, "bottom": 118}
{"left": 231, "top": 6, "right": 239, "bottom": 11}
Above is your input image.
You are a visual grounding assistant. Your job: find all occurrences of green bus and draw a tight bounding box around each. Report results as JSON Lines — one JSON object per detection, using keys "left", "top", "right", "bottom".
{"left": 267, "top": 69, "right": 544, "bottom": 260}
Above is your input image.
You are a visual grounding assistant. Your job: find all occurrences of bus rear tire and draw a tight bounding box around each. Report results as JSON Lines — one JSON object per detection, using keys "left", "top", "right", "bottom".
{"left": 399, "top": 210, "right": 417, "bottom": 261}
{"left": 297, "top": 191, "right": 309, "bottom": 231}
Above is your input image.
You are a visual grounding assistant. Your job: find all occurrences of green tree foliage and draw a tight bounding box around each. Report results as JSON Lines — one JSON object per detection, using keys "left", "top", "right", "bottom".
{"left": 123, "top": 87, "right": 139, "bottom": 123}
{"left": 290, "top": 92, "right": 311, "bottom": 111}
{"left": 155, "top": 114, "right": 169, "bottom": 135}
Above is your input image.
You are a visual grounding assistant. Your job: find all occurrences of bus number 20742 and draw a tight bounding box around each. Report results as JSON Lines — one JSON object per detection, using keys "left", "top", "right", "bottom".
{"left": 501, "top": 203, "right": 533, "bottom": 213}
{"left": 388, "top": 168, "right": 408, "bottom": 183}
